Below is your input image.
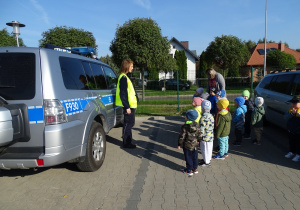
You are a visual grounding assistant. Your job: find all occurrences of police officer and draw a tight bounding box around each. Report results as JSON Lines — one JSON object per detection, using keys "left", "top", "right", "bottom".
{"left": 116, "top": 59, "right": 138, "bottom": 149}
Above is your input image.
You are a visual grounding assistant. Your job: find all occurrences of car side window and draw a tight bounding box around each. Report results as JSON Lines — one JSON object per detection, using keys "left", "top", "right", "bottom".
{"left": 90, "top": 63, "right": 108, "bottom": 89}
{"left": 259, "top": 76, "right": 273, "bottom": 89}
{"left": 102, "top": 66, "right": 117, "bottom": 89}
{"left": 82, "top": 61, "right": 97, "bottom": 90}
{"left": 291, "top": 75, "right": 300, "bottom": 95}
{"left": 269, "top": 74, "right": 294, "bottom": 94}
{"left": 60, "top": 57, "right": 86, "bottom": 90}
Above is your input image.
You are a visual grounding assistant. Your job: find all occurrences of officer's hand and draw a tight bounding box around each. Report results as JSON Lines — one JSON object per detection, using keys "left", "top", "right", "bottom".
{"left": 126, "top": 108, "right": 131, "bottom": 115}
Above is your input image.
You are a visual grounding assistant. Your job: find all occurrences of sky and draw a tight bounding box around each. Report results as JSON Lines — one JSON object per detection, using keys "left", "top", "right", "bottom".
{"left": 1, "top": 0, "right": 300, "bottom": 57}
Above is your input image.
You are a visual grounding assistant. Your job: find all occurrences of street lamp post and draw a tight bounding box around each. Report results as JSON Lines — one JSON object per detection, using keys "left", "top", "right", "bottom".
{"left": 263, "top": 0, "right": 267, "bottom": 77}
{"left": 6, "top": 21, "right": 25, "bottom": 47}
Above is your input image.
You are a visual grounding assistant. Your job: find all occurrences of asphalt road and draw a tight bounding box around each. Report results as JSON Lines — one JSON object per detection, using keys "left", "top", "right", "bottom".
{"left": 0, "top": 117, "right": 299, "bottom": 209}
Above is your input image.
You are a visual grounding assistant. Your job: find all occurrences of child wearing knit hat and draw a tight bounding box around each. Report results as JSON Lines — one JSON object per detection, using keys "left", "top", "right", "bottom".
{"left": 199, "top": 100, "right": 215, "bottom": 167}
{"left": 192, "top": 97, "right": 204, "bottom": 123}
{"left": 285, "top": 95, "right": 300, "bottom": 161}
{"left": 214, "top": 99, "right": 232, "bottom": 160}
{"left": 251, "top": 97, "right": 265, "bottom": 146}
{"left": 178, "top": 109, "right": 201, "bottom": 176}
{"left": 232, "top": 97, "right": 247, "bottom": 146}
{"left": 242, "top": 90, "right": 254, "bottom": 139}
{"left": 193, "top": 87, "right": 204, "bottom": 99}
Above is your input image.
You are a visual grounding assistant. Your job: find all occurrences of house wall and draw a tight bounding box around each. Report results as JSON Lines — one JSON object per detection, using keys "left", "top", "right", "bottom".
{"left": 167, "top": 41, "right": 197, "bottom": 82}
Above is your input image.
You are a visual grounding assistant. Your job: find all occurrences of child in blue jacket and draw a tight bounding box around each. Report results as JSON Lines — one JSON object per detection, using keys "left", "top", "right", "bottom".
{"left": 232, "top": 97, "right": 247, "bottom": 146}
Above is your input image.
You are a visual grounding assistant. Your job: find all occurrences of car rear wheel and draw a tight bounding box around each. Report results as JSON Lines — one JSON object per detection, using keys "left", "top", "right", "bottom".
{"left": 77, "top": 121, "right": 106, "bottom": 172}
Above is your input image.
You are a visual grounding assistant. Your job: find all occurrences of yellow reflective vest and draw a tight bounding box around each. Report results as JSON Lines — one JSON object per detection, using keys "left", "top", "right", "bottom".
{"left": 116, "top": 73, "right": 137, "bottom": 108}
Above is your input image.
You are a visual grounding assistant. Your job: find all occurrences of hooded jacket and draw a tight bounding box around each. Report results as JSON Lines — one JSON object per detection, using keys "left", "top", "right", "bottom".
{"left": 178, "top": 121, "right": 201, "bottom": 151}
{"left": 199, "top": 112, "right": 215, "bottom": 142}
{"left": 232, "top": 104, "right": 247, "bottom": 130}
{"left": 215, "top": 110, "right": 232, "bottom": 138}
{"left": 251, "top": 106, "right": 265, "bottom": 128}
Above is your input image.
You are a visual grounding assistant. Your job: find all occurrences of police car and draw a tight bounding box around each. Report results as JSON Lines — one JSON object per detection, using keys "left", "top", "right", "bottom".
{"left": 0, "top": 45, "right": 123, "bottom": 171}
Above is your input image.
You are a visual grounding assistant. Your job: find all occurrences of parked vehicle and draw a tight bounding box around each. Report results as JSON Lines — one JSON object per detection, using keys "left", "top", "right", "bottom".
{"left": 138, "top": 79, "right": 147, "bottom": 87}
{"left": 255, "top": 71, "right": 300, "bottom": 129}
{"left": 159, "top": 79, "right": 190, "bottom": 90}
{"left": 0, "top": 46, "right": 123, "bottom": 171}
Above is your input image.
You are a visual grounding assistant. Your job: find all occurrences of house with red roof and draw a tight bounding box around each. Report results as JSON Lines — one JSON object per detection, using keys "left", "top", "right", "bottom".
{"left": 247, "top": 43, "right": 300, "bottom": 81}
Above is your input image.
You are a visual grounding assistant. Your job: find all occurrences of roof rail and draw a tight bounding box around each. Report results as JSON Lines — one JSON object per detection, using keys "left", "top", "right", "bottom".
{"left": 44, "top": 44, "right": 96, "bottom": 58}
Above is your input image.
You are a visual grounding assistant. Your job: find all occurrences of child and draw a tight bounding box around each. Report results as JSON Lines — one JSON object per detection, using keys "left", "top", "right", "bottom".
{"left": 178, "top": 109, "right": 201, "bottom": 175}
{"left": 192, "top": 97, "right": 204, "bottom": 124}
{"left": 214, "top": 99, "right": 232, "bottom": 160}
{"left": 285, "top": 95, "right": 300, "bottom": 162}
{"left": 216, "top": 90, "right": 226, "bottom": 101}
{"left": 199, "top": 100, "right": 215, "bottom": 167}
{"left": 242, "top": 90, "right": 254, "bottom": 139}
{"left": 193, "top": 87, "right": 204, "bottom": 99}
{"left": 232, "top": 96, "right": 247, "bottom": 146}
{"left": 209, "top": 88, "right": 217, "bottom": 116}
{"left": 251, "top": 97, "right": 265, "bottom": 145}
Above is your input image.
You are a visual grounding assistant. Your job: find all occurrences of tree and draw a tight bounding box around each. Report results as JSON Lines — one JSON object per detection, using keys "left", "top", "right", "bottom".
{"left": 39, "top": 26, "right": 97, "bottom": 53}
{"left": 296, "top": 49, "right": 300, "bottom": 53}
{"left": 100, "top": 55, "right": 119, "bottom": 74}
{"left": 205, "top": 35, "right": 250, "bottom": 76}
{"left": 258, "top": 38, "right": 276, "bottom": 43}
{"left": 198, "top": 51, "right": 211, "bottom": 78}
{"left": 158, "top": 54, "right": 177, "bottom": 89}
{"left": 174, "top": 50, "right": 187, "bottom": 80}
{"left": 110, "top": 17, "right": 170, "bottom": 101}
{"left": 244, "top": 40, "right": 256, "bottom": 52}
{"left": 267, "top": 49, "right": 297, "bottom": 70}
{"left": 0, "top": 28, "right": 25, "bottom": 47}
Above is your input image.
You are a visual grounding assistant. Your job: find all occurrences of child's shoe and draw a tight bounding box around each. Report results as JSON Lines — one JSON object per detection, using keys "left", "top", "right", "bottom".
{"left": 224, "top": 153, "right": 229, "bottom": 157}
{"left": 193, "top": 169, "right": 199, "bottom": 174}
{"left": 200, "top": 162, "right": 211, "bottom": 167}
{"left": 285, "top": 152, "right": 294, "bottom": 158}
{"left": 183, "top": 169, "right": 193, "bottom": 176}
{"left": 292, "top": 154, "right": 300, "bottom": 162}
{"left": 213, "top": 154, "right": 225, "bottom": 160}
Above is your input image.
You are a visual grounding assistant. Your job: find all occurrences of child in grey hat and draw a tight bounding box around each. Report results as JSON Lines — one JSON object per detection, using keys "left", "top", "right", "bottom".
{"left": 199, "top": 100, "right": 215, "bottom": 167}
{"left": 251, "top": 97, "right": 265, "bottom": 145}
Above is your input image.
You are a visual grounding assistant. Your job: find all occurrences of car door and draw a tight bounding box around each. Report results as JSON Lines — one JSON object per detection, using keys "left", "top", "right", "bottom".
{"left": 264, "top": 74, "right": 294, "bottom": 128}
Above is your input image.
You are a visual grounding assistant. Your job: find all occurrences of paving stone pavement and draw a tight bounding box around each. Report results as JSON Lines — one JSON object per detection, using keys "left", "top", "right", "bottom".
{"left": 0, "top": 116, "right": 300, "bottom": 210}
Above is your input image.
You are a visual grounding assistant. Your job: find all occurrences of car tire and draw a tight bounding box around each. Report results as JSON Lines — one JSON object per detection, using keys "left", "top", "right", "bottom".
{"left": 77, "top": 121, "right": 106, "bottom": 172}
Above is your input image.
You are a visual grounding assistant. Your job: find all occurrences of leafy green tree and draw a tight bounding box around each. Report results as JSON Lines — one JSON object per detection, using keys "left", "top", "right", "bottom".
{"left": 258, "top": 38, "right": 276, "bottom": 43}
{"left": 158, "top": 54, "right": 177, "bottom": 89}
{"left": 0, "top": 28, "right": 25, "bottom": 47}
{"left": 39, "top": 26, "right": 97, "bottom": 53}
{"left": 296, "top": 49, "right": 300, "bottom": 53}
{"left": 267, "top": 49, "right": 297, "bottom": 70}
{"left": 99, "top": 55, "right": 119, "bottom": 74}
{"left": 110, "top": 17, "right": 170, "bottom": 101}
{"left": 174, "top": 50, "right": 187, "bottom": 80}
{"left": 205, "top": 35, "right": 250, "bottom": 75}
{"left": 244, "top": 40, "right": 256, "bottom": 52}
{"left": 198, "top": 51, "right": 211, "bottom": 78}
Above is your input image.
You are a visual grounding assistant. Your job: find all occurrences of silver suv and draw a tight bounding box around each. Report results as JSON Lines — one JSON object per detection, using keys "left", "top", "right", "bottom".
{"left": 0, "top": 46, "right": 123, "bottom": 171}
{"left": 255, "top": 71, "right": 300, "bottom": 129}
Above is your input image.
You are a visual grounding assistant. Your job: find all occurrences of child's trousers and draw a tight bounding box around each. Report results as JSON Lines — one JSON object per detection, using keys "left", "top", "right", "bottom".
{"left": 183, "top": 148, "right": 198, "bottom": 172}
{"left": 200, "top": 141, "right": 213, "bottom": 164}
{"left": 218, "top": 136, "right": 229, "bottom": 156}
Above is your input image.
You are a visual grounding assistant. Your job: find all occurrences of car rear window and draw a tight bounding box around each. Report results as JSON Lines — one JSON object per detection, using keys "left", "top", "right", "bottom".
{"left": 0, "top": 53, "right": 36, "bottom": 100}
{"left": 269, "top": 74, "right": 294, "bottom": 94}
{"left": 291, "top": 75, "right": 300, "bottom": 95}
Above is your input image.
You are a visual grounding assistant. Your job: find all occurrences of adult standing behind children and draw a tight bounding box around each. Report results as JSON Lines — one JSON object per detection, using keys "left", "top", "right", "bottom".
{"left": 178, "top": 109, "right": 201, "bottom": 176}
{"left": 205, "top": 68, "right": 226, "bottom": 96}
{"left": 242, "top": 90, "right": 254, "bottom": 139}
{"left": 284, "top": 95, "right": 300, "bottom": 162}
{"left": 251, "top": 97, "right": 265, "bottom": 145}
{"left": 199, "top": 100, "right": 215, "bottom": 167}
{"left": 116, "top": 59, "right": 138, "bottom": 149}
{"left": 232, "top": 97, "right": 247, "bottom": 146}
{"left": 214, "top": 99, "right": 232, "bottom": 160}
